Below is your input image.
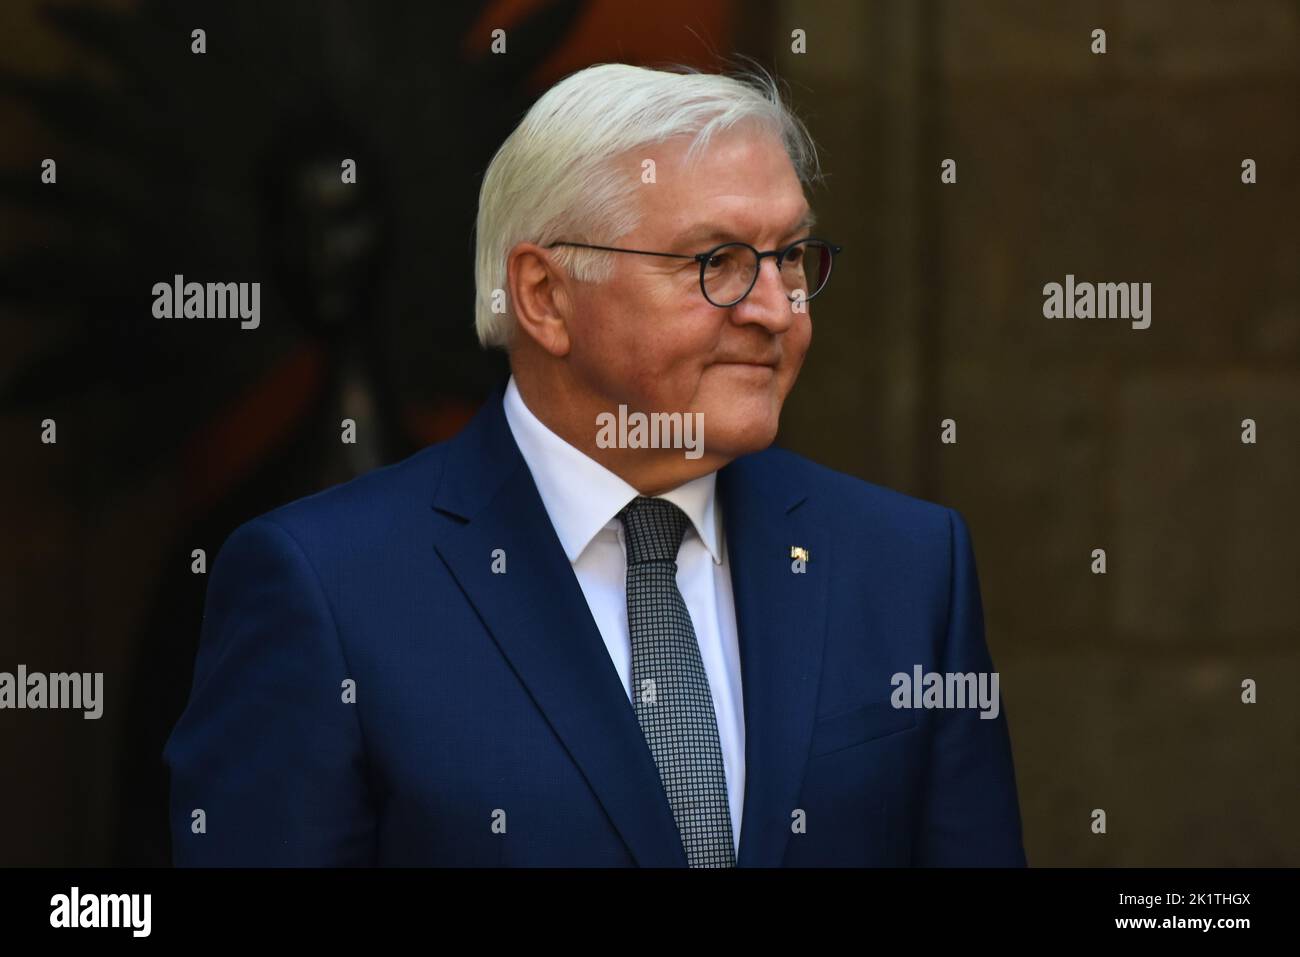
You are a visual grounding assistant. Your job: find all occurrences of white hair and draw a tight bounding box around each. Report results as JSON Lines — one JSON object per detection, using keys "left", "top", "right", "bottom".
{"left": 472, "top": 60, "right": 823, "bottom": 350}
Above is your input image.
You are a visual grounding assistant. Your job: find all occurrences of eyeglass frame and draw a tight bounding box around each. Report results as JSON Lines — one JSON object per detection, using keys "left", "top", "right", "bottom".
{"left": 543, "top": 236, "right": 844, "bottom": 308}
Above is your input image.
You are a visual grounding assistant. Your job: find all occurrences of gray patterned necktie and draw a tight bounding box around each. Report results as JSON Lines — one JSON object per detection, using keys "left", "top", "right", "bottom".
{"left": 618, "top": 495, "right": 736, "bottom": 868}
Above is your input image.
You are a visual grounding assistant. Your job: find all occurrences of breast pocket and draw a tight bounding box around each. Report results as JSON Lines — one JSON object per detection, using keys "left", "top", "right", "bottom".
{"left": 808, "top": 700, "right": 916, "bottom": 758}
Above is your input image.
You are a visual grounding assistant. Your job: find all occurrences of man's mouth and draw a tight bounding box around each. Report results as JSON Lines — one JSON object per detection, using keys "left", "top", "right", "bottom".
{"left": 713, "top": 357, "right": 779, "bottom": 368}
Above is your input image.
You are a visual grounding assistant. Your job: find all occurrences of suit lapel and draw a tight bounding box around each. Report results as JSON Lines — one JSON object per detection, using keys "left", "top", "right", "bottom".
{"left": 721, "top": 455, "right": 830, "bottom": 867}
{"left": 429, "top": 389, "right": 688, "bottom": 866}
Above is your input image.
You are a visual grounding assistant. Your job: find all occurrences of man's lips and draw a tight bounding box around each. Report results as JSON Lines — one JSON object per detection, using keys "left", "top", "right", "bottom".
{"left": 712, "top": 357, "right": 779, "bottom": 368}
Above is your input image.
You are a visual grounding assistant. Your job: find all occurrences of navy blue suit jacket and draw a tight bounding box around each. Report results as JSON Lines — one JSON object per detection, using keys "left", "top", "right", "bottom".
{"left": 165, "top": 385, "right": 1026, "bottom": 866}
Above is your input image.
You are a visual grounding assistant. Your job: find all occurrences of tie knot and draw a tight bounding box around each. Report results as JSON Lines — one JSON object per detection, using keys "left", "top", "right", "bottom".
{"left": 618, "top": 496, "right": 691, "bottom": 565}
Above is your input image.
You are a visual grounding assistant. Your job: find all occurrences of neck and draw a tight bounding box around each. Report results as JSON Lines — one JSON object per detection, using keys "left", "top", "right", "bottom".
{"left": 511, "top": 367, "right": 729, "bottom": 496}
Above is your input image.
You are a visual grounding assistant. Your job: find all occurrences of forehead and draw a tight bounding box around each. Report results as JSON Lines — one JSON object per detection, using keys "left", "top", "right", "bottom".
{"left": 631, "top": 125, "right": 809, "bottom": 242}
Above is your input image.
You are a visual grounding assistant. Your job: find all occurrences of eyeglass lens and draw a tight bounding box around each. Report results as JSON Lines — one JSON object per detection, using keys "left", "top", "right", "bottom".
{"left": 701, "top": 240, "right": 833, "bottom": 306}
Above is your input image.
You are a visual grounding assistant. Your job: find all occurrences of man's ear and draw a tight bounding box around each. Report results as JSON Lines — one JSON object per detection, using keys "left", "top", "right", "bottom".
{"left": 507, "top": 242, "right": 573, "bottom": 357}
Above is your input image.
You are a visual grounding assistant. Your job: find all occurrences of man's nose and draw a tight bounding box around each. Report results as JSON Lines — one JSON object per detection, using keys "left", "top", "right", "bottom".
{"left": 731, "top": 257, "right": 797, "bottom": 332}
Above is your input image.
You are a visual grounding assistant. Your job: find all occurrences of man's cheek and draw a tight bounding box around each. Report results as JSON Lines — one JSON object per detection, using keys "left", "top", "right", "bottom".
{"left": 794, "top": 314, "right": 813, "bottom": 352}
{"left": 780, "top": 346, "right": 810, "bottom": 396}
{"left": 787, "top": 327, "right": 813, "bottom": 375}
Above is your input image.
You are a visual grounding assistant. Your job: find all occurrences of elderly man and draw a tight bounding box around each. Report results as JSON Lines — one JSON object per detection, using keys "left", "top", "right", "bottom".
{"left": 165, "top": 63, "right": 1026, "bottom": 867}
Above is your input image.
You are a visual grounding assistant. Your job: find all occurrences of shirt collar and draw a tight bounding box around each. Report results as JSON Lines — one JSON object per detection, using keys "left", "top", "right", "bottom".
{"left": 501, "top": 375, "right": 723, "bottom": 565}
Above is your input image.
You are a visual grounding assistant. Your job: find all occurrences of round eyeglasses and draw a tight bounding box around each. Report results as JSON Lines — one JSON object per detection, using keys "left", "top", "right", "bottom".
{"left": 545, "top": 237, "right": 843, "bottom": 308}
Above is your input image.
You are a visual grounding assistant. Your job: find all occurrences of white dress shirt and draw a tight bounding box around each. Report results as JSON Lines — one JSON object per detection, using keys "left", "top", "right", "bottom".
{"left": 501, "top": 375, "right": 746, "bottom": 856}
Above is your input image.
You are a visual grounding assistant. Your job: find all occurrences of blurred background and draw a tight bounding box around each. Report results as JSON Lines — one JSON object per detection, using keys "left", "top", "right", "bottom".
{"left": 0, "top": 0, "right": 1295, "bottom": 867}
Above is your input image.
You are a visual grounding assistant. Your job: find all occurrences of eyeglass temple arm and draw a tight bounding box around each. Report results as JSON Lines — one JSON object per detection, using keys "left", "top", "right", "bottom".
{"left": 548, "top": 239, "right": 843, "bottom": 261}
{"left": 545, "top": 241, "right": 694, "bottom": 261}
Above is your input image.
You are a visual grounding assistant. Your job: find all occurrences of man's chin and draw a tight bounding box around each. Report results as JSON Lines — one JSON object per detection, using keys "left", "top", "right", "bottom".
{"left": 701, "top": 416, "right": 781, "bottom": 462}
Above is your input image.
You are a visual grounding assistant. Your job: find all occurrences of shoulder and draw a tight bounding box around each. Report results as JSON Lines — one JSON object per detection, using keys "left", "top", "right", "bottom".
{"left": 222, "top": 438, "right": 456, "bottom": 560}
{"left": 736, "top": 445, "right": 959, "bottom": 532}
{"left": 729, "top": 446, "right": 981, "bottom": 621}
{"left": 727, "top": 445, "right": 974, "bottom": 579}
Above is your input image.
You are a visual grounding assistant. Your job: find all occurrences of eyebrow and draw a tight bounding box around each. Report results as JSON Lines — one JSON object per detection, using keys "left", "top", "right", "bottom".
{"left": 675, "top": 207, "right": 817, "bottom": 250}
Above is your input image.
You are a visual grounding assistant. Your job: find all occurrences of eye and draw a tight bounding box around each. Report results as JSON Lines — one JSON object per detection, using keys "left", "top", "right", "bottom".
{"left": 704, "top": 248, "right": 739, "bottom": 270}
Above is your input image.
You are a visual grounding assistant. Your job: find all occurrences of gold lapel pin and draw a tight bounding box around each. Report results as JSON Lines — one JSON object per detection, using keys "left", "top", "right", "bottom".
{"left": 790, "top": 546, "right": 810, "bottom": 562}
